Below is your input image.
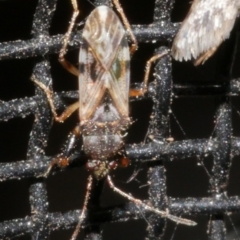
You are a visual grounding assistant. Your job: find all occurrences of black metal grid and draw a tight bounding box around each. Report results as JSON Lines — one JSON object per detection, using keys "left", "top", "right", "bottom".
{"left": 0, "top": 0, "right": 240, "bottom": 239}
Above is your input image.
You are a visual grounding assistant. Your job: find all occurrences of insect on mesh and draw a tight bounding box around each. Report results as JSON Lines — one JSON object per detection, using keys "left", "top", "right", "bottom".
{"left": 0, "top": 0, "right": 240, "bottom": 239}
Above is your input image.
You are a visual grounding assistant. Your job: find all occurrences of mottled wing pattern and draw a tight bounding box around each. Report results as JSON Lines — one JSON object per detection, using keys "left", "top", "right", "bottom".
{"left": 79, "top": 39, "right": 107, "bottom": 121}
{"left": 172, "top": 0, "right": 240, "bottom": 65}
{"left": 108, "top": 37, "right": 130, "bottom": 117}
{"left": 79, "top": 6, "right": 130, "bottom": 121}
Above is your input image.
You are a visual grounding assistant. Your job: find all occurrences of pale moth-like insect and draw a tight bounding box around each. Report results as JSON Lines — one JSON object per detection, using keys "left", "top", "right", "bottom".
{"left": 172, "top": 0, "right": 240, "bottom": 65}
{"left": 32, "top": 0, "right": 197, "bottom": 239}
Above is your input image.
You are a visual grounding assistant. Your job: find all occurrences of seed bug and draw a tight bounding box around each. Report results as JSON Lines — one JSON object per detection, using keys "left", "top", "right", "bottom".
{"left": 31, "top": 0, "right": 197, "bottom": 238}
{"left": 172, "top": 0, "right": 240, "bottom": 65}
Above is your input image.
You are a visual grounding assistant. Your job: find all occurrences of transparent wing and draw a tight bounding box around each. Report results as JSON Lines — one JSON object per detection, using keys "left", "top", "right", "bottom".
{"left": 79, "top": 6, "right": 129, "bottom": 120}
{"left": 108, "top": 38, "right": 130, "bottom": 117}
{"left": 79, "top": 41, "right": 107, "bottom": 121}
{"left": 172, "top": 0, "right": 240, "bottom": 64}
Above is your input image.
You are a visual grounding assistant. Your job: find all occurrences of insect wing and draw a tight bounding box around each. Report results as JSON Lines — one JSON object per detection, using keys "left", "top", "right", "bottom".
{"left": 108, "top": 35, "right": 130, "bottom": 117}
{"left": 79, "top": 6, "right": 130, "bottom": 121}
{"left": 172, "top": 0, "right": 240, "bottom": 63}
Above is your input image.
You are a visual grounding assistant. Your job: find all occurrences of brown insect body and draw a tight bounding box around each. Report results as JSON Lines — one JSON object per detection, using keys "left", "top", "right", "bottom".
{"left": 79, "top": 6, "right": 131, "bottom": 179}
{"left": 32, "top": 3, "right": 197, "bottom": 232}
{"left": 82, "top": 95, "right": 130, "bottom": 179}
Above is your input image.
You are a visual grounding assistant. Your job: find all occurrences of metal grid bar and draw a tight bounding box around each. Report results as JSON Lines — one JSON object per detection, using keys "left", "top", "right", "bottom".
{"left": 0, "top": 0, "right": 239, "bottom": 239}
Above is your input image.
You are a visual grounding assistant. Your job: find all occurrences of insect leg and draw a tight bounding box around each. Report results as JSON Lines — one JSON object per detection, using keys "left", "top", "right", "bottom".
{"left": 194, "top": 46, "right": 218, "bottom": 66}
{"left": 42, "top": 125, "right": 81, "bottom": 177}
{"left": 58, "top": 0, "right": 80, "bottom": 76}
{"left": 53, "top": 101, "right": 79, "bottom": 122}
{"left": 112, "top": 0, "right": 137, "bottom": 54}
{"left": 129, "top": 50, "right": 169, "bottom": 97}
{"left": 31, "top": 75, "right": 79, "bottom": 122}
{"left": 70, "top": 175, "right": 93, "bottom": 240}
{"left": 107, "top": 175, "right": 196, "bottom": 226}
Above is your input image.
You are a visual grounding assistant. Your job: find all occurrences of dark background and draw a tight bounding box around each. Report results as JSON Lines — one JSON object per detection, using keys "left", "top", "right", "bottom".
{"left": 0, "top": 0, "right": 240, "bottom": 239}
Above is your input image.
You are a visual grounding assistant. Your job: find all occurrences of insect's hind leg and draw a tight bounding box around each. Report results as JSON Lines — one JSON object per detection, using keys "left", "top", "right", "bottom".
{"left": 107, "top": 175, "right": 196, "bottom": 226}
{"left": 31, "top": 75, "right": 79, "bottom": 122}
{"left": 59, "top": 0, "right": 80, "bottom": 76}
{"left": 129, "top": 50, "right": 169, "bottom": 97}
{"left": 70, "top": 175, "right": 93, "bottom": 240}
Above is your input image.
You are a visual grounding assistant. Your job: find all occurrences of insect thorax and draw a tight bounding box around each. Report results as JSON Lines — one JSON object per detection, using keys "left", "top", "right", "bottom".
{"left": 81, "top": 94, "right": 130, "bottom": 179}
{"left": 82, "top": 95, "right": 130, "bottom": 160}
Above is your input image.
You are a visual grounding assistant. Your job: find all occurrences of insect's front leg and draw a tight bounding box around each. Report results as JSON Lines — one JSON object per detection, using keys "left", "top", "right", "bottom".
{"left": 31, "top": 75, "right": 79, "bottom": 122}
{"left": 58, "top": 0, "right": 80, "bottom": 76}
{"left": 129, "top": 50, "right": 169, "bottom": 97}
{"left": 43, "top": 125, "right": 81, "bottom": 177}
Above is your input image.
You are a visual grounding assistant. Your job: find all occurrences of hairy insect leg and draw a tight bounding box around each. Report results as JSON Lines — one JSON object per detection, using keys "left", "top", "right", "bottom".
{"left": 112, "top": 0, "right": 137, "bottom": 54}
{"left": 58, "top": 0, "right": 80, "bottom": 76}
{"left": 31, "top": 75, "right": 79, "bottom": 122}
{"left": 70, "top": 175, "right": 93, "bottom": 240}
{"left": 194, "top": 46, "right": 218, "bottom": 66}
{"left": 43, "top": 125, "right": 81, "bottom": 177}
{"left": 107, "top": 175, "right": 196, "bottom": 226}
{"left": 129, "top": 50, "right": 169, "bottom": 97}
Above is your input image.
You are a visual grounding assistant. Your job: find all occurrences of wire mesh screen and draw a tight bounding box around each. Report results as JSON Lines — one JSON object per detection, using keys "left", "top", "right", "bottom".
{"left": 0, "top": 0, "right": 240, "bottom": 239}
